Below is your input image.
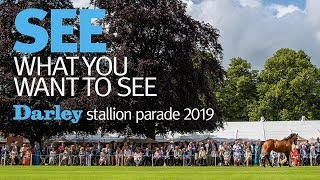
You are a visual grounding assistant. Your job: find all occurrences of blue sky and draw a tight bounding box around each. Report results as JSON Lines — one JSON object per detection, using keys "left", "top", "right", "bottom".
{"left": 192, "top": 0, "right": 307, "bottom": 8}
{"left": 192, "top": 0, "right": 306, "bottom": 8}
{"left": 263, "top": 0, "right": 306, "bottom": 9}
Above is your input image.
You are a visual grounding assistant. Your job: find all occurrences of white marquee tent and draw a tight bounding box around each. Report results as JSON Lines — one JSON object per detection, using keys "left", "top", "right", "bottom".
{"left": 38, "top": 119, "right": 320, "bottom": 144}
{"left": 208, "top": 119, "right": 320, "bottom": 141}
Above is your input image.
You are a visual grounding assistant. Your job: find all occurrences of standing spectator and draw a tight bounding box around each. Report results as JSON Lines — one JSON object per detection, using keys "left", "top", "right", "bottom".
{"left": 129, "top": 142, "right": 136, "bottom": 153}
{"left": 47, "top": 143, "right": 54, "bottom": 155}
{"left": 244, "top": 148, "right": 252, "bottom": 166}
{"left": 187, "top": 142, "right": 195, "bottom": 166}
{"left": 134, "top": 148, "right": 143, "bottom": 166}
{"left": 1, "top": 145, "right": 8, "bottom": 165}
{"left": 20, "top": 144, "right": 27, "bottom": 165}
{"left": 153, "top": 148, "right": 161, "bottom": 166}
{"left": 23, "top": 147, "right": 31, "bottom": 166}
{"left": 40, "top": 146, "right": 47, "bottom": 165}
{"left": 85, "top": 147, "right": 92, "bottom": 166}
{"left": 309, "top": 144, "right": 316, "bottom": 165}
{"left": 291, "top": 147, "right": 300, "bottom": 166}
{"left": 12, "top": 141, "right": 20, "bottom": 156}
{"left": 199, "top": 147, "right": 206, "bottom": 166}
{"left": 205, "top": 141, "right": 210, "bottom": 165}
{"left": 223, "top": 147, "right": 231, "bottom": 166}
{"left": 169, "top": 141, "right": 175, "bottom": 150}
{"left": 115, "top": 147, "right": 122, "bottom": 166}
{"left": 164, "top": 147, "right": 170, "bottom": 166}
{"left": 79, "top": 147, "right": 85, "bottom": 166}
{"left": 233, "top": 148, "right": 241, "bottom": 166}
{"left": 300, "top": 145, "right": 308, "bottom": 166}
{"left": 185, "top": 147, "right": 193, "bottom": 166}
{"left": 173, "top": 146, "right": 182, "bottom": 166}
{"left": 49, "top": 148, "right": 56, "bottom": 165}
{"left": 218, "top": 144, "right": 224, "bottom": 166}
{"left": 105, "top": 144, "right": 111, "bottom": 165}
{"left": 61, "top": 147, "right": 70, "bottom": 165}
{"left": 34, "top": 142, "right": 40, "bottom": 165}
{"left": 70, "top": 145, "right": 77, "bottom": 165}
{"left": 10, "top": 147, "right": 18, "bottom": 165}
{"left": 142, "top": 148, "right": 152, "bottom": 166}
{"left": 111, "top": 142, "right": 117, "bottom": 166}
{"left": 254, "top": 142, "right": 260, "bottom": 165}
{"left": 99, "top": 148, "right": 107, "bottom": 166}
{"left": 210, "top": 148, "right": 217, "bottom": 166}
{"left": 270, "top": 150, "right": 277, "bottom": 166}
{"left": 124, "top": 146, "right": 132, "bottom": 166}
{"left": 315, "top": 138, "right": 320, "bottom": 154}
{"left": 59, "top": 143, "right": 65, "bottom": 153}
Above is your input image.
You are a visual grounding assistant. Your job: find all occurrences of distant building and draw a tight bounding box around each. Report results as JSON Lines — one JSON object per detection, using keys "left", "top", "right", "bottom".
{"left": 0, "top": 132, "right": 29, "bottom": 146}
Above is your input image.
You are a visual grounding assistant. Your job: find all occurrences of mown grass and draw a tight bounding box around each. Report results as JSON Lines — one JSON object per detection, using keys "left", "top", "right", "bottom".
{"left": 0, "top": 166, "right": 319, "bottom": 180}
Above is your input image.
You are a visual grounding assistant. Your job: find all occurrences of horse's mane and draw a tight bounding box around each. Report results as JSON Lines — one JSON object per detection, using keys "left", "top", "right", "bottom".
{"left": 283, "top": 133, "right": 297, "bottom": 140}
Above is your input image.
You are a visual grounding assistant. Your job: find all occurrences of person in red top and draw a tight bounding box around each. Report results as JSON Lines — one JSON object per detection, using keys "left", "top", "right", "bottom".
{"left": 59, "top": 143, "right": 65, "bottom": 153}
{"left": 291, "top": 147, "right": 300, "bottom": 166}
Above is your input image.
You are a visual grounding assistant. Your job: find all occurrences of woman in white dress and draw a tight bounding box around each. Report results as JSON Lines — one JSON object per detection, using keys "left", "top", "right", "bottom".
{"left": 10, "top": 147, "right": 18, "bottom": 165}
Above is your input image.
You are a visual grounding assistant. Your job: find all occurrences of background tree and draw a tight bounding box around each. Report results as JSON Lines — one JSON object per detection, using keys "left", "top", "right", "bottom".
{"left": 248, "top": 48, "right": 320, "bottom": 121}
{"left": 92, "top": 0, "right": 225, "bottom": 139}
{"left": 0, "top": 0, "right": 100, "bottom": 145}
{"left": 217, "top": 58, "right": 258, "bottom": 121}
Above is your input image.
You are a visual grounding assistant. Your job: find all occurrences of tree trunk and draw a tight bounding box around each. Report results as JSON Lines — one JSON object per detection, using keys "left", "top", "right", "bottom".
{"left": 145, "top": 123, "right": 156, "bottom": 139}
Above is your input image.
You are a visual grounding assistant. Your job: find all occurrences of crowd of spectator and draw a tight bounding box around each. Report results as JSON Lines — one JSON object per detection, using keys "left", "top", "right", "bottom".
{"left": 1, "top": 138, "right": 319, "bottom": 167}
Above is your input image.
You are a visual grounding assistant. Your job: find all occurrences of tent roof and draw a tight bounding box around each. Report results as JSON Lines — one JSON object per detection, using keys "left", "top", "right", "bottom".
{"left": 43, "top": 120, "right": 319, "bottom": 143}
{"left": 210, "top": 120, "right": 320, "bottom": 140}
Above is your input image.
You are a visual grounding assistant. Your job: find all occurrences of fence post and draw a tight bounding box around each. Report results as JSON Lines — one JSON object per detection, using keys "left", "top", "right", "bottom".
{"left": 4, "top": 153, "right": 6, "bottom": 166}
{"left": 151, "top": 154, "right": 154, "bottom": 166}
{"left": 30, "top": 154, "right": 33, "bottom": 166}
{"left": 121, "top": 154, "right": 124, "bottom": 166}
{"left": 215, "top": 155, "right": 217, "bottom": 166}
{"left": 182, "top": 154, "right": 185, "bottom": 166}
{"left": 59, "top": 154, "right": 61, "bottom": 166}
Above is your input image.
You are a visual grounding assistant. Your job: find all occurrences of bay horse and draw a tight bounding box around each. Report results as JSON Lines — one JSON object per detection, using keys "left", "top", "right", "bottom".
{"left": 259, "top": 133, "right": 298, "bottom": 167}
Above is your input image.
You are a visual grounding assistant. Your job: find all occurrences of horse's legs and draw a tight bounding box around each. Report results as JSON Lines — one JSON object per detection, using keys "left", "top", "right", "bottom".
{"left": 285, "top": 153, "right": 291, "bottom": 167}
{"left": 261, "top": 156, "right": 266, "bottom": 167}
{"left": 279, "top": 155, "right": 281, "bottom": 167}
{"left": 265, "top": 154, "right": 273, "bottom": 167}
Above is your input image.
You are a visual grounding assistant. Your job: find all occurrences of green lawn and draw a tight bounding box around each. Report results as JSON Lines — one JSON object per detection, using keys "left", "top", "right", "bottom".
{"left": 0, "top": 166, "right": 319, "bottom": 180}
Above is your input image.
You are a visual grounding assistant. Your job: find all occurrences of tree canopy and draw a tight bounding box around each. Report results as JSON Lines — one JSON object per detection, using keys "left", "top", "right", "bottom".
{"left": 0, "top": 0, "right": 225, "bottom": 141}
{"left": 249, "top": 49, "right": 320, "bottom": 121}
{"left": 0, "top": 0, "right": 100, "bottom": 145}
{"left": 217, "top": 58, "right": 258, "bottom": 121}
{"left": 91, "top": 0, "right": 225, "bottom": 138}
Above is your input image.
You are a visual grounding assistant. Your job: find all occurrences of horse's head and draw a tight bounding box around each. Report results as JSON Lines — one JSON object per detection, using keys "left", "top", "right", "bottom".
{"left": 292, "top": 133, "right": 298, "bottom": 145}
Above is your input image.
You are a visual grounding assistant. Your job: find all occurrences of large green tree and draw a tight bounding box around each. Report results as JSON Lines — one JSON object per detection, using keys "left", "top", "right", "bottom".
{"left": 0, "top": 0, "right": 100, "bottom": 145}
{"left": 91, "top": 0, "right": 225, "bottom": 139}
{"left": 217, "top": 58, "right": 258, "bottom": 121}
{"left": 248, "top": 48, "right": 320, "bottom": 121}
{"left": 0, "top": 0, "right": 225, "bottom": 141}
